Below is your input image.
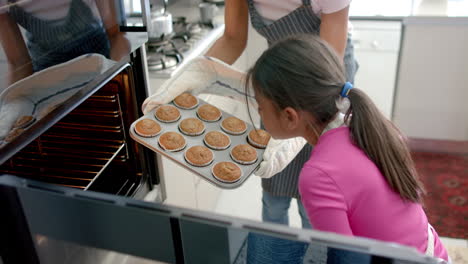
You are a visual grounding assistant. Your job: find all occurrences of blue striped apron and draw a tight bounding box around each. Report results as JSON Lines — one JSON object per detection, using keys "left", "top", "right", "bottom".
{"left": 7, "top": 0, "right": 110, "bottom": 72}
{"left": 247, "top": 0, "right": 358, "bottom": 198}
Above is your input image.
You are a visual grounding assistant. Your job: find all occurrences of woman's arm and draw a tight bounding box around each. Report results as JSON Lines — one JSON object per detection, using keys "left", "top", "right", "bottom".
{"left": 205, "top": 0, "right": 249, "bottom": 65}
{"left": 95, "top": 0, "right": 130, "bottom": 61}
{"left": 319, "top": 5, "right": 349, "bottom": 59}
{"left": 0, "top": 13, "right": 33, "bottom": 85}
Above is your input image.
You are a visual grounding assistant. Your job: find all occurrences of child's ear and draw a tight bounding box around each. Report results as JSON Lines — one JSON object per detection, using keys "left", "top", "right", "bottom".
{"left": 282, "top": 107, "right": 300, "bottom": 131}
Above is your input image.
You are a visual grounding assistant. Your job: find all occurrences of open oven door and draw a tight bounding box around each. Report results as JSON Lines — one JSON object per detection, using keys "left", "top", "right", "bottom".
{"left": 0, "top": 175, "right": 442, "bottom": 264}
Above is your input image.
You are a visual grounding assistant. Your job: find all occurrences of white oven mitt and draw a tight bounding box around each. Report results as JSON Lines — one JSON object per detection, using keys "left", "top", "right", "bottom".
{"left": 254, "top": 113, "right": 346, "bottom": 178}
{"left": 142, "top": 56, "right": 256, "bottom": 114}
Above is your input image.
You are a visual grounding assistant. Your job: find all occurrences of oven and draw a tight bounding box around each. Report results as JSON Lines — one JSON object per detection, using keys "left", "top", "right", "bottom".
{"left": 0, "top": 0, "right": 158, "bottom": 200}
{"left": 0, "top": 54, "right": 157, "bottom": 199}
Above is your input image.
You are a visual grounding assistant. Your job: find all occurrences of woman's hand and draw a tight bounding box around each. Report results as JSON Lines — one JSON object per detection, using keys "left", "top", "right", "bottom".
{"left": 0, "top": 13, "right": 33, "bottom": 85}
{"left": 109, "top": 32, "right": 130, "bottom": 61}
{"left": 142, "top": 56, "right": 248, "bottom": 114}
{"left": 254, "top": 137, "right": 308, "bottom": 178}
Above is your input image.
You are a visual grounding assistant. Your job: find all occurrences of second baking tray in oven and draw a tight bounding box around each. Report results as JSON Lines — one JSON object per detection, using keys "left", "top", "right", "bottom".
{"left": 130, "top": 98, "right": 265, "bottom": 189}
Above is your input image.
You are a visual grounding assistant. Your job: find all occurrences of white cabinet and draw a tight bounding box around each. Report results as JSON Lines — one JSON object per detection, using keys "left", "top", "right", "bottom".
{"left": 351, "top": 20, "right": 402, "bottom": 118}
{"left": 393, "top": 17, "right": 468, "bottom": 141}
{"left": 159, "top": 156, "right": 197, "bottom": 209}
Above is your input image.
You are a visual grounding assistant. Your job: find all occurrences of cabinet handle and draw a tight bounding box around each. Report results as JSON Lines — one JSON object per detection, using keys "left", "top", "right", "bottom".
{"left": 371, "top": 40, "right": 380, "bottom": 49}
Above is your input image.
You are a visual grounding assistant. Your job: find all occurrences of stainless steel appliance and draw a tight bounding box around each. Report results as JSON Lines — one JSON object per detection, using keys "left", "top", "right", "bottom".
{"left": 148, "top": 0, "right": 174, "bottom": 40}
{"left": 0, "top": 57, "right": 157, "bottom": 198}
{"left": 146, "top": 16, "right": 224, "bottom": 78}
{"left": 0, "top": 175, "right": 440, "bottom": 264}
{"left": 0, "top": 1, "right": 157, "bottom": 200}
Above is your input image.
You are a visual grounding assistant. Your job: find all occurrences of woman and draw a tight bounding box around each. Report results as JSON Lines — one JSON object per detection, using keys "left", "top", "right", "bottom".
{"left": 246, "top": 34, "right": 449, "bottom": 263}
{"left": 204, "top": 1, "right": 357, "bottom": 262}
{"left": 206, "top": 0, "right": 357, "bottom": 232}
{"left": 0, "top": 0, "right": 129, "bottom": 86}
{"left": 142, "top": 0, "right": 358, "bottom": 262}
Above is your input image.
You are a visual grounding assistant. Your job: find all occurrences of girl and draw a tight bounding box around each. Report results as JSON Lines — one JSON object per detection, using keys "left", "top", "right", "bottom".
{"left": 246, "top": 34, "right": 449, "bottom": 262}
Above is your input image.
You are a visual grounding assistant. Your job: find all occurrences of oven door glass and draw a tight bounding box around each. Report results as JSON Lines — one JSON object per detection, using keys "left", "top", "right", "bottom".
{"left": 0, "top": 175, "right": 441, "bottom": 264}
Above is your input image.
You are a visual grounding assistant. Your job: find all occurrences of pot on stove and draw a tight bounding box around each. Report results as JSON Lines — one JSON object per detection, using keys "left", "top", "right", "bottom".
{"left": 149, "top": 0, "right": 173, "bottom": 40}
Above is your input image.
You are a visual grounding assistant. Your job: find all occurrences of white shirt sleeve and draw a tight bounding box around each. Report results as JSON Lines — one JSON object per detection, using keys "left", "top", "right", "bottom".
{"left": 318, "top": 0, "right": 351, "bottom": 14}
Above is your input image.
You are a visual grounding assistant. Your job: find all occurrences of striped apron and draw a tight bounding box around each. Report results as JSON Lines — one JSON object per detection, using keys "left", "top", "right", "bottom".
{"left": 247, "top": 0, "right": 358, "bottom": 198}
{"left": 7, "top": 0, "right": 110, "bottom": 72}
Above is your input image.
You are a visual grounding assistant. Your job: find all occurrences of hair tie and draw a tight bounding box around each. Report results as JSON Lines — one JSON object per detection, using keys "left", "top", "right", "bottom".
{"left": 340, "top": 82, "right": 353, "bottom": 98}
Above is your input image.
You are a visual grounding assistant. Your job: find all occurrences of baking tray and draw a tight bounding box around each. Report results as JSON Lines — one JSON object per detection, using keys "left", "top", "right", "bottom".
{"left": 129, "top": 99, "right": 264, "bottom": 189}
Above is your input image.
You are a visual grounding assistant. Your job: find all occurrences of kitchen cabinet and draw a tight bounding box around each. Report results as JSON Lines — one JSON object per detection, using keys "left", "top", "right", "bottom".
{"left": 393, "top": 17, "right": 468, "bottom": 141}
{"left": 351, "top": 20, "right": 402, "bottom": 119}
{"left": 235, "top": 19, "right": 403, "bottom": 119}
{"left": 160, "top": 156, "right": 198, "bottom": 209}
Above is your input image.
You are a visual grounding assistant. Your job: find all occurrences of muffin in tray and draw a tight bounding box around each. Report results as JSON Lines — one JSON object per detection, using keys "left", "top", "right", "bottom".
{"left": 247, "top": 129, "right": 271, "bottom": 149}
{"left": 197, "top": 104, "right": 222, "bottom": 122}
{"left": 221, "top": 117, "right": 247, "bottom": 135}
{"left": 203, "top": 131, "right": 231, "bottom": 150}
{"left": 13, "top": 115, "right": 35, "bottom": 129}
{"left": 184, "top": 145, "right": 214, "bottom": 167}
{"left": 179, "top": 118, "right": 205, "bottom": 136}
{"left": 154, "top": 105, "right": 181, "bottom": 123}
{"left": 230, "top": 144, "right": 257, "bottom": 165}
{"left": 134, "top": 119, "right": 162, "bottom": 137}
{"left": 158, "top": 131, "right": 186, "bottom": 152}
{"left": 173, "top": 93, "right": 199, "bottom": 109}
{"left": 212, "top": 161, "right": 242, "bottom": 183}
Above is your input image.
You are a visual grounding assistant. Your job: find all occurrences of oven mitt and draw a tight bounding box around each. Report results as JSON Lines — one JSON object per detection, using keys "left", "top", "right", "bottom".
{"left": 254, "top": 113, "right": 345, "bottom": 178}
{"left": 0, "top": 54, "right": 116, "bottom": 142}
{"left": 142, "top": 56, "right": 256, "bottom": 114}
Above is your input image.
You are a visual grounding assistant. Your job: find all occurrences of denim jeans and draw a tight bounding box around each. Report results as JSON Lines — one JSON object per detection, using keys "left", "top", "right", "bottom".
{"left": 261, "top": 190, "right": 311, "bottom": 229}
{"left": 246, "top": 191, "right": 310, "bottom": 264}
{"left": 247, "top": 191, "right": 372, "bottom": 264}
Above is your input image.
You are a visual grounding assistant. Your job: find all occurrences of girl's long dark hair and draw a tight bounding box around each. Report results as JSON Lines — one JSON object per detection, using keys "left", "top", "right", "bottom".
{"left": 246, "top": 35, "right": 425, "bottom": 203}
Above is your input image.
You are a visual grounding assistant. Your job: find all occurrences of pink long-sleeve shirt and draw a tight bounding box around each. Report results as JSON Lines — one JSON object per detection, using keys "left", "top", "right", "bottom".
{"left": 299, "top": 127, "right": 448, "bottom": 261}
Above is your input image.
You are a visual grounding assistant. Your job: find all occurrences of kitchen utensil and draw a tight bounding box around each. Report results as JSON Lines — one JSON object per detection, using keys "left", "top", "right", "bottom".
{"left": 199, "top": 2, "right": 218, "bottom": 25}
{"left": 130, "top": 98, "right": 265, "bottom": 189}
{"left": 149, "top": 0, "right": 173, "bottom": 40}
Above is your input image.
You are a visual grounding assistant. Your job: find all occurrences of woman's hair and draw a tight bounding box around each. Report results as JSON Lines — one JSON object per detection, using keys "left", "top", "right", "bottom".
{"left": 245, "top": 35, "right": 425, "bottom": 203}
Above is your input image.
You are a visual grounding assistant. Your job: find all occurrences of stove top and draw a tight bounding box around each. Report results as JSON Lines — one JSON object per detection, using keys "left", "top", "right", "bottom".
{"left": 146, "top": 17, "right": 213, "bottom": 76}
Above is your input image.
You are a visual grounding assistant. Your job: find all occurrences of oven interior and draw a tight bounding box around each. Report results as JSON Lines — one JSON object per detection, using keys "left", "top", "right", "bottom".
{"left": 0, "top": 67, "right": 151, "bottom": 196}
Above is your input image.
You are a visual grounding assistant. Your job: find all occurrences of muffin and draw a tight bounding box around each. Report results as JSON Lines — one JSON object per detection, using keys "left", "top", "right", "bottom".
{"left": 154, "top": 105, "right": 181, "bottom": 123}
{"left": 179, "top": 118, "right": 205, "bottom": 136}
{"left": 173, "top": 93, "right": 199, "bottom": 109}
{"left": 197, "top": 104, "right": 222, "bottom": 122}
{"left": 212, "top": 162, "right": 242, "bottom": 183}
{"left": 4, "top": 128, "right": 24, "bottom": 142}
{"left": 158, "top": 132, "right": 186, "bottom": 151}
{"left": 203, "top": 131, "right": 231, "bottom": 150}
{"left": 221, "top": 117, "right": 247, "bottom": 135}
{"left": 247, "top": 129, "right": 271, "bottom": 149}
{"left": 134, "top": 119, "right": 162, "bottom": 137}
{"left": 13, "top": 115, "right": 35, "bottom": 129}
{"left": 184, "top": 145, "right": 214, "bottom": 167}
{"left": 230, "top": 144, "right": 257, "bottom": 165}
